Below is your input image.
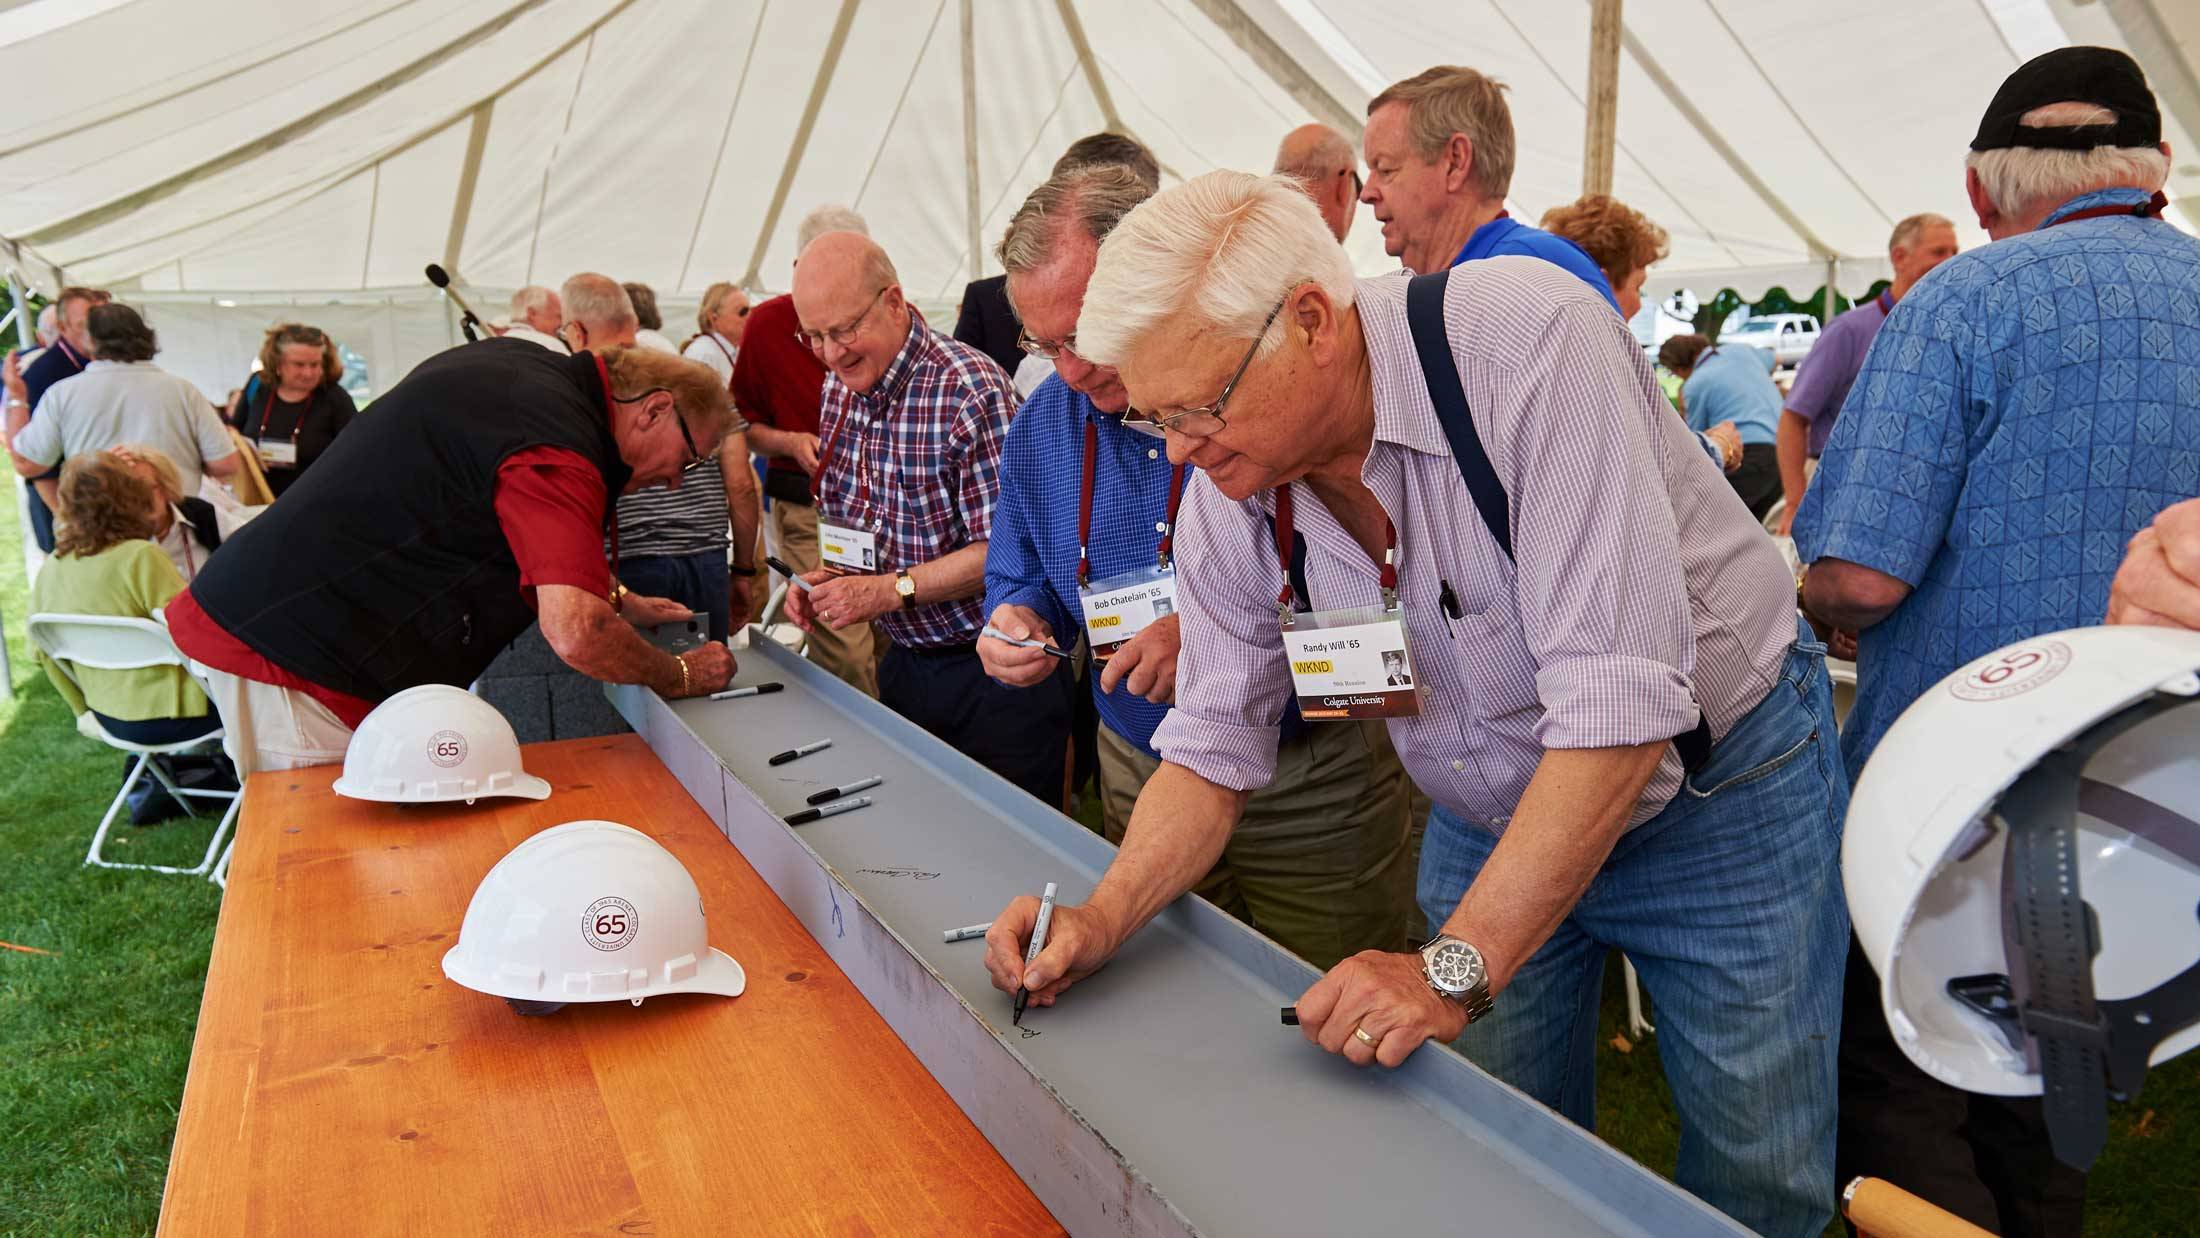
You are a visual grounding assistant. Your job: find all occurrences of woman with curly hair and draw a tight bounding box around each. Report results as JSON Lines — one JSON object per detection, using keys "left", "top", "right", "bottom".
{"left": 31, "top": 451, "right": 218, "bottom": 744}
{"left": 232, "top": 323, "right": 356, "bottom": 497}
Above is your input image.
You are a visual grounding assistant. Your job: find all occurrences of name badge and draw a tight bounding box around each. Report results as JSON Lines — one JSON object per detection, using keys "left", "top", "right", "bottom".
{"left": 1281, "top": 605, "right": 1421, "bottom": 720}
{"left": 259, "top": 440, "right": 299, "bottom": 468}
{"left": 819, "top": 522, "right": 877, "bottom": 571}
{"left": 1077, "top": 564, "right": 1177, "bottom": 660}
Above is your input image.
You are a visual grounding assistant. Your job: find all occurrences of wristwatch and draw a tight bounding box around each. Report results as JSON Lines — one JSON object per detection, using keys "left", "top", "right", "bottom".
{"left": 1420, "top": 935, "right": 1493, "bottom": 1024}
{"left": 894, "top": 571, "right": 917, "bottom": 610}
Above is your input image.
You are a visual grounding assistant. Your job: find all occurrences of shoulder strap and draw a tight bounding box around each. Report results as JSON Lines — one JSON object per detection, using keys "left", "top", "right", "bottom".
{"left": 1402, "top": 269, "right": 1716, "bottom": 772}
{"left": 1404, "top": 270, "right": 1512, "bottom": 561}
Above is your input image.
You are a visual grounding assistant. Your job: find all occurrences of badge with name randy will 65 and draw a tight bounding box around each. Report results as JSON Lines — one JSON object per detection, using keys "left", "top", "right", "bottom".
{"left": 1281, "top": 605, "right": 1421, "bottom": 720}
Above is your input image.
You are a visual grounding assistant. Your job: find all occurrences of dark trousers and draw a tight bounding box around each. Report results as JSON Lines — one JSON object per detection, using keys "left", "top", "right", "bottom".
{"left": 27, "top": 482, "right": 56, "bottom": 553}
{"left": 1836, "top": 936, "right": 2086, "bottom": 1237}
{"left": 619, "top": 550, "right": 730, "bottom": 643}
{"left": 879, "top": 641, "right": 1073, "bottom": 810}
{"left": 1730, "top": 442, "right": 1782, "bottom": 520}
{"left": 93, "top": 710, "right": 222, "bottom": 746}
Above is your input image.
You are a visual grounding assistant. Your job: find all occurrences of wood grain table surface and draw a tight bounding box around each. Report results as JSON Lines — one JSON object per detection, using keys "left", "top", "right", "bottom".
{"left": 157, "top": 734, "right": 1061, "bottom": 1237}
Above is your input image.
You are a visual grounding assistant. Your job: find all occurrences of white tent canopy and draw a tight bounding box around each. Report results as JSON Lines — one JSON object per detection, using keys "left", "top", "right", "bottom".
{"left": 1, "top": 0, "right": 2193, "bottom": 396}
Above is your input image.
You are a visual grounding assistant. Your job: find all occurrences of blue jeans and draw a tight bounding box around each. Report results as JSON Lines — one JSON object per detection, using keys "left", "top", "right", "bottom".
{"left": 1418, "top": 621, "right": 1848, "bottom": 1238}
{"left": 618, "top": 550, "right": 730, "bottom": 643}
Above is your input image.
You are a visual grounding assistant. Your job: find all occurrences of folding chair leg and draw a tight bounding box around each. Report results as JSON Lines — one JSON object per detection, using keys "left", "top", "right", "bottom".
{"left": 86, "top": 756, "right": 240, "bottom": 878}
{"left": 84, "top": 754, "right": 151, "bottom": 869}
{"left": 1623, "top": 955, "right": 1655, "bottom": 1039}
{"left": 211, "top": 837, "right": 235, "bottom": 888}
{"left": 142, "top": 755, "right": 203, "bottom": 819}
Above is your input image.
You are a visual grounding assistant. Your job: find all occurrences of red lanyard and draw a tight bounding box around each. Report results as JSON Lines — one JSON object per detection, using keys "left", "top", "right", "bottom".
{"left": 589, "top": 353, "right": 622, "bottom": 610}
{"left": 1272, "top": 484, "right": 1395, "bottom": 612}
{"left": 816, "top": 408, "right": 872, "bottom": 511}
{"left": 1077, "top": 419, "right": 1187, "bottom": 586}
{"left": 254, "top": 390, "right": 305, "bottom": 451}
{"left": 2045, "top": 190, "right": 2168, "bottom": 229}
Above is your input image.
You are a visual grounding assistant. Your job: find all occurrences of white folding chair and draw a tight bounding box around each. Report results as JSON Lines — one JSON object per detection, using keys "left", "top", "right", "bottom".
{"left": 1623, "top": 956, "right": 1655, "bottom": 1040}
{"left": 28, "top": 612, "right": 240, "bottom": 879}
{"left": 754, "top": 578, "right": 809, "bottom": 655}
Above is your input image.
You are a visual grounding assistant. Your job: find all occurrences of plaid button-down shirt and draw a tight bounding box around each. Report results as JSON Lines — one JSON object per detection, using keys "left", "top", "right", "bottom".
{"left": 817, "top": 310, "right": 1015, "bottom": 648}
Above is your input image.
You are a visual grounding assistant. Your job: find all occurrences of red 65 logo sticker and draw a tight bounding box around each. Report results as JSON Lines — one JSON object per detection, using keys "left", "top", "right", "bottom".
{"left": 583, "top": 896, "right": 639, "bottom": 952}
{"left": 1950, "top": 640, "right": 2072, "bottom": 702}
{"left": 426, "top": 729, "right": 468, "bottom": 768}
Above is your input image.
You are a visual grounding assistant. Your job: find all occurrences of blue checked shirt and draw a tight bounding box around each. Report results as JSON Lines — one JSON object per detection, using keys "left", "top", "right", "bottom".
{"left": 985, "top": 378, "right": 1184, "bottom": 756}
{"left": 1796, "top": 186, "right": 2200, "bottom": 779}
{"left": 817, "top": 310, "right": 1015, "bottom": 649}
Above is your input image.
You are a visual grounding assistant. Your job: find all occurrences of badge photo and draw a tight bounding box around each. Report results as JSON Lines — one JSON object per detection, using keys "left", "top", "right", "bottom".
{"left": 1078, "top": 563, "right": 1178, "bottom": 660}
{"left": 818, "top": 522, "right": 877, "bottom": 572}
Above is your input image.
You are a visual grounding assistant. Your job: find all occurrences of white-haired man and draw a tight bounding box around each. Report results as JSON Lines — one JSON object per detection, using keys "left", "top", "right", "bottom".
{"left": 1773, "top": 212, "right": 1959, "bottom": 533}
{"left": 782, "top": 232, "right": 1070, "bottom": 806}
{"left": 559, "top": 273, "right": 761, "bottom": 644}
{"left": 978, "top": 165, "right": 1416, "bottom": 970}
{"left": 505, "top": 286, "right": 569, "bottom": 354}
{"left": 734, "top": 204, "right": 880, "bottom": 692}
{"left": 1274, "top": 123, "right": 1361, "bottom": 243}
{"left": 981, "top": 170, "right": 1843, "bottom": 1238}
{"left": 1359, "top": 67, "right": 1614, "bottom": 309}
{"left": 1797, "top": 46, "right": 2198, "bottom": 1234}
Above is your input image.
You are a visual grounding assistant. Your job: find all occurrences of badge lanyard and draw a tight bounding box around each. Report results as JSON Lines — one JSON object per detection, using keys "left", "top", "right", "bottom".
{"left": 254, "top": 390, "right": 306, "bottom": 464}
{"left": 815, "top": 408, "right": 879, "bottom": 515}
{"left": 2045, "top": 190, "right": 2169, "bottom": 229}
{"left": 1272, "top": 484, "right": 1395, "bottom": 619}
{"left": 590, "top": 353, "right": 623, "bottom": 611}
{"left": 1077, "top": 419, "right": 1187, "bottom": 585}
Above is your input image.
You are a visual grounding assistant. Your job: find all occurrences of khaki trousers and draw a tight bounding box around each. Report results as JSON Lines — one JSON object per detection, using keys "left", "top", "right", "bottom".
{"left": 772, "top": 499, "right": 877, "bottom": 697}
{"left": 191, "top": 661, "right": 354, "bottom": 779}
{"left": 1096, "top": 719, "right": 1415, "bottom": 970}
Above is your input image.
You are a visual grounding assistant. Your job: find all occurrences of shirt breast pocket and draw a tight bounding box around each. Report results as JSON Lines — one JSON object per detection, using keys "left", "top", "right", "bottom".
{"left": 1451, "top": 604, "right": 1542, "bottom": 727}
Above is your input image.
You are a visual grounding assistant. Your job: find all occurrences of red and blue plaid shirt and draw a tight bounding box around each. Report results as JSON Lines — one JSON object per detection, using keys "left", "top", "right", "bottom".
{"left": 817, "top": 310, "right": 1016, "bottom": 648}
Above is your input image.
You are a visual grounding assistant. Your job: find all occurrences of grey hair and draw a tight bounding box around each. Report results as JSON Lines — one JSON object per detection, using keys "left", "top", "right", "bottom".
{"left": 1965, "top": 102, "right": 2169, "bottom": 222}
{"left": 997, "top": 165, "right": 1155, "bottom": 300}
{"left": 1887, "top": 212, "right": 1953, "bottom": 254}
{"left": 509, "top": 285, "right": 557, "bottom": 318}
{"left": 559, "top": 272, "right": 637, "bottom": 332}
{"left": 1077, "top": 171, "right": 1356, "bottom": 368}
{"left": 35, "top": 304, "right": 57, "bottom": 338}
{"left": 796, "top": 204, "right": 869, "bottom": 253}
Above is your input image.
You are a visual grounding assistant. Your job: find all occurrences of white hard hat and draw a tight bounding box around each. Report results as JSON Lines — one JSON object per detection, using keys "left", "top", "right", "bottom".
{"left": 1845, "top": 625, "right": 2200, "bottom": 1169}
{"left": 332, "top": 684, "right": 551, "bottom": 803}
{"left": 441, "top": 819, "right": 746, "bottom": 1014}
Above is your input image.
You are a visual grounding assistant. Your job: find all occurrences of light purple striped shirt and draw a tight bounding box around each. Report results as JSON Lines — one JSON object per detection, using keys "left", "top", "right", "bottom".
{"left": 1155, "top": 261, "right": 1799, "bottom": 832}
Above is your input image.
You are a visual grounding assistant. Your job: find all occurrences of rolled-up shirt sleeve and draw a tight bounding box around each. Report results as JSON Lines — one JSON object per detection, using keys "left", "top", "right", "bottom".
{"left": 1149, "top": 475, "right": 1293, "bottom": 791}
{"left": 1490, "top": 296, "right": 1698, "bottom": 750}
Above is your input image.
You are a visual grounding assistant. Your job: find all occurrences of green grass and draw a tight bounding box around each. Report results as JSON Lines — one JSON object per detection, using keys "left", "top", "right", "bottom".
{"left": 1, "top": 484, "right": 2193, "bottom": 1235}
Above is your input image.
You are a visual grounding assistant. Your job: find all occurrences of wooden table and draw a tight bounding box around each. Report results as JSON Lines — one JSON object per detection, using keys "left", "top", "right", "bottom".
{"left": 159, "top": 735, "right": 1060, "bottom": 1236}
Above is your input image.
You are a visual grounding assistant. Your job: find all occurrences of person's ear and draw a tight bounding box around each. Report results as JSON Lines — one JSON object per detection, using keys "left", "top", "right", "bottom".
{"left": 1443, "top": 133, "right": 1475, "bottom": 194}
{"left": 1294, "top": 284, "right": 1340, "bottom": 365}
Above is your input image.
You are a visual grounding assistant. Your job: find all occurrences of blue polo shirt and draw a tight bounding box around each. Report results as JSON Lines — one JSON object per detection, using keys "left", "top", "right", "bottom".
{"left": 1451, "top": 214, "right": 1619, "bottom": 313}
{"left": 1680, "top": 345, "right": 1782, "bottom": 445}
{"left": 985, "top": 377, "right": 1186, "bottom": 756}
{"left": 1795, "top": 186, "right": 2200, "bottom": 779}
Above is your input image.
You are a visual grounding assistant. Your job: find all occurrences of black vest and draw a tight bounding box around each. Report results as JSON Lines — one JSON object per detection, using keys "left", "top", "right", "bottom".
{"left": 191, "top": 340, "right": 630, "bottom": 701}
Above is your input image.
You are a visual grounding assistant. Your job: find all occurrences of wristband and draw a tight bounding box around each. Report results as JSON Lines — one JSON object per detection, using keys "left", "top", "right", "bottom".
{"left": 730, "top": 563, "right": 758, "bottom": 577}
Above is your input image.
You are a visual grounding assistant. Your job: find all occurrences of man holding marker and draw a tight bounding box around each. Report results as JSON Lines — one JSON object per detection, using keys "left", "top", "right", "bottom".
{"left": 979, "top": 166, "right": 1415, "bottom": 971}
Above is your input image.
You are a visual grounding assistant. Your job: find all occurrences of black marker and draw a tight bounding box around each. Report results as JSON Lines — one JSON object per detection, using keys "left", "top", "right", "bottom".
{"left": 765, "top": 555, "right": 814, "bottom": 592}
{"left": 806, "top": 774, "right": 882, "bottom": 805}
{"left": 784, "top": 795, "right": 872, "bottom": 826}
{"left": 709, "top": 682, "right": 784, "bottom": 701}
{"left": 1281, "top": 1007, "right": 1299, "bottom": 1026}
{"left": 768, "top": 738, "right": 832, "bottom": 766}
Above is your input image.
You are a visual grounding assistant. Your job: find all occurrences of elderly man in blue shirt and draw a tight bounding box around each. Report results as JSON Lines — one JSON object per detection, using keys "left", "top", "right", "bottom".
{"left": 979, "top": 165, "right": 1416, "bottom": 970}
{"left": 1658, "top": 333, "right": 1785, "bottom": 519}
{"left": 1797, "top": 45, "right": 2198, "bottom": 1237}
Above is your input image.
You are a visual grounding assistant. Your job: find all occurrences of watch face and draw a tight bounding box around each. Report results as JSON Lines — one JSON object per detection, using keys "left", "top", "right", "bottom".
{"left": 1427, "top": 942, "right": 1484, "bottom": 994}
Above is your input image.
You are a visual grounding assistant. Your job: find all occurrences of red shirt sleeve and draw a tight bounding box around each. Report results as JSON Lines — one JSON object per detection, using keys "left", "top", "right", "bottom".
{"left": 494, "top": 446, "right": 612, "bottom": 600}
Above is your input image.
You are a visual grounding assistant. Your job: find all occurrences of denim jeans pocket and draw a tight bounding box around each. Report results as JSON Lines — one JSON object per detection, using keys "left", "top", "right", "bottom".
{"left": 1681, "top": 666, "right": 1819, "bottom": 800}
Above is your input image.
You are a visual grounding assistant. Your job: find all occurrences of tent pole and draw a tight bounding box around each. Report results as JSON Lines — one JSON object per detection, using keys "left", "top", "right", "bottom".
{"left": 6, "top": 273, "right": 30, "bottom": 351}
{"left": 1824, "top": 254, "right": 1839, "bottom": 323}
{"left": 1582, "top": 0, "right": 1620, "bottom": 197}
{"left": 960, "top": 0, "right": 985, "bottom": 283}
{"left": 1054, "top": 0, "right": 1123, "bottom": 133}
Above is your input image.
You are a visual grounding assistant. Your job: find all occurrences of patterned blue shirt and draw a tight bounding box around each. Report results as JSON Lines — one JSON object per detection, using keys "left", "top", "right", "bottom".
{"left": 985, "top": 377, "right": 1183, "bottom": 756}
{"left": 1795, "top": 186, "right": 2200, "bottom": 778}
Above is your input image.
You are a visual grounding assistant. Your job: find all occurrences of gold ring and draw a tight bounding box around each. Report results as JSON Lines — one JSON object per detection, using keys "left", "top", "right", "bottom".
{"left": 1353, "top": 1025, "right": 1379, "bottom": 1047}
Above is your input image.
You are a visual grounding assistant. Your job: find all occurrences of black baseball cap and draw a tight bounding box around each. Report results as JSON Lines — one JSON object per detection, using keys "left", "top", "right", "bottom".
{"left": 1971, "top": 46, "right": 2159, "bottom": 152}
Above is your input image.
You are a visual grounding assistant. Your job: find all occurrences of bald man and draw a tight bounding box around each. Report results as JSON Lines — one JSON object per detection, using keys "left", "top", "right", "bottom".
{"left": 784, "top": 232, "right": 1073, "bottom": 808}
{"left": 1274, "top": 122, "right": 1361, "bottom": 242}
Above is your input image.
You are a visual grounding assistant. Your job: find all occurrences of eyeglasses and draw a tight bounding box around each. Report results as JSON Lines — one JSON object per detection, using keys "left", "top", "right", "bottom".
{"left": 1016, "top": 325, "right": 1081, "bottom": 362}
{"left": 1124, "top": 297, "right": 1287, "bottom": 439}
{"left": 796, "top": 287, "right": 889, "bottom": 352}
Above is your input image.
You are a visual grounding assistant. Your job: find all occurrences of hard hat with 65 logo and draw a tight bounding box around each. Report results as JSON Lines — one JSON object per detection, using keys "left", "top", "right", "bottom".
{"left": 1845, "top": 625, "right": 2200, "bottom": 1170}
{"left": 441, "top": 819, "right": 747, "bottom": 1015}
{"left": 333, "top": 684, "right": 551, "bottom": 803}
